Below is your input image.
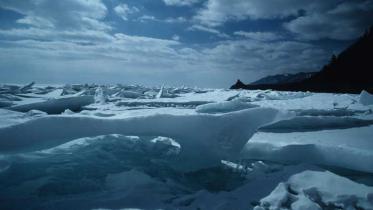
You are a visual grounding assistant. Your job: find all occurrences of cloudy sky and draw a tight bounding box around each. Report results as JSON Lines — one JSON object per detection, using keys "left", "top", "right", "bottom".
{"left": 0, "top": 0, "right": 372, "bottom": 87}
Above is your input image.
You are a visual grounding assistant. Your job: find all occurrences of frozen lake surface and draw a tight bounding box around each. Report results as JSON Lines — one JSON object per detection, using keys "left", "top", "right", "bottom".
{"left": 0, "top": 83, "right": 373, "bottom": 210}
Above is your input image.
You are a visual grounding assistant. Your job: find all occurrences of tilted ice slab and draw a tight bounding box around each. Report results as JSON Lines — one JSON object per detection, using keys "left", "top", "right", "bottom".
{"left": 360, "top": 90, "right": 373, "bottom": 106}
{"left": 252, "top": 92, "right": 366, "bottom": 111}
{"left": 115, "top": 89, "right": 240, "bottom": 107}
{"left": 0, "top": 134, "right": 184, "bottom": 209}
{"left": 116, "top": 100, "right": 210, "bottom": 108}
{"left": 241, "top": 125, "right": 373, "bottom": 173}
{"left": 8, "top": 95, "right": 94, "bottom": 114}
{"left": 260, "top": 116, "right": 373, "bottom": 132}
{"left": 0, "top": 107, "right": 285, "bottom": 171}
{"left": 255, "top": 170, "right": 373, "bottom": 210}
{"left": 113, "top": 90, "right": 144, "bottom": 99}
{"left": 15, "top": 88, "right": 64, "bottom": 99}
{"left": 0, "top": 93, "right": 23, "bottom": 108}
{"left": 240, "top": 90, "right": 312, "bottom": 102}
{"left": 292, "top": 108, "right": 366, "bottom": 117}
{"left": 0, "top": 109, "right": 46, "bottom": 128}
{"left": 196, "top": 100, "right": 258, "bottom": 114}
{"left": 0, "top": 100, "right": 13, "bottom": 108}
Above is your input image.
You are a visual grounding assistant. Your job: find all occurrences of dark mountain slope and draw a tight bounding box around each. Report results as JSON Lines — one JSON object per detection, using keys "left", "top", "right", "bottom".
{"left": 231, "top": 27, "right": 373, "bottom": 93}
{"left": 250, "top": 72, "right": 316, "bottom": 85}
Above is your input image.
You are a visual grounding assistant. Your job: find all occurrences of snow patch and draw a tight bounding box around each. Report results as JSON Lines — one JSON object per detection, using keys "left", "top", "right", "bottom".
{"left": 255, "top": 170, "right": 373, "bottom": 210}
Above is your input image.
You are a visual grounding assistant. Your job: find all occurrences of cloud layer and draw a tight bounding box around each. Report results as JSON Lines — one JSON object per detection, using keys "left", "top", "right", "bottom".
{"left": 0, "top": 0, "right": 371, "bottom": 87}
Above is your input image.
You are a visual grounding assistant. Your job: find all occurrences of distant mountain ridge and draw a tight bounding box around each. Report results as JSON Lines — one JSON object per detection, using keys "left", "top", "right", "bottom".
{"left": 250, "top": 72, "right": 316, "bottom": 85}
{"left": 231, "top": 26, "right": 373, "bottom": 93}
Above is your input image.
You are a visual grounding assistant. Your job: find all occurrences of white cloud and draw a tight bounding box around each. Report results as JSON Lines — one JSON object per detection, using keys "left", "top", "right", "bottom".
{"left": 163, "top": 0, "right": 200, "bottom": 6}
{"left": 234, "top": 31, "right": 283, "bottom": 41}
{"left": 0, "top": 25, "right": 329, "bottom": 87}
{"left": 136, "top": 15, "right": 187, "bottom": 24}
{"left": 0, "top": 28, "right": 114, "bottom": 43}
{"left": 138, "top": 15, "right": 157, "bottom": 22}
{"left": 0, "top": 0, "right": 114, "bottom": 49}
{"left": 165, "top": 17, "right": 187, "bottom": 23}
{"left": 0, "top": 0, "right": 110, "bottom": 30}
{"left": 188, "top": 25, "right": 229, "bottom": 38}
{"left": 194, "top": 0, "right": 373, "bottom": 40}
{"left": 0, "top": 0, "right": 340, "bottom": 87}
{"left": 114, "top": 3, "right": 139, "bottom": 21}
{"left": 16, "top": 16, "right": 55, "bottom": 28}
{"left": 172, "top": 35, "right": 180, "bottom": 41}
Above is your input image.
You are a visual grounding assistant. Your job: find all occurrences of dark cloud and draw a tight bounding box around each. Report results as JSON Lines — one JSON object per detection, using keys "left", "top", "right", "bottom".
{"left": 195, "top": 0, "right": 373, "bottom": 41}
{"left": 194, "top": 0, "right": 338, "bottom": 26}
{"left": 285, "top": 0, "right": 373, "bottom": 40}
